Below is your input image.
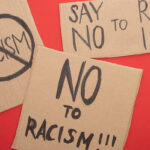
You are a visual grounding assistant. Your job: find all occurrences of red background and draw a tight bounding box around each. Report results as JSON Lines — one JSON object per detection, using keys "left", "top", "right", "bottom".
{"left": 0, "top": 0, "right": 150, "bottom": 150}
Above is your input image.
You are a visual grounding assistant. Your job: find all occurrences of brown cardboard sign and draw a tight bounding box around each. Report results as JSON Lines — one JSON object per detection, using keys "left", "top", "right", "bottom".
{"left": 60, "top": 0, "right": 150, "bottom": 58}
{"left": 12, "top": 46, "right": 142, "bottom": 150}
{"left": 0, "top": 0, "right": 43, "bottom": 112}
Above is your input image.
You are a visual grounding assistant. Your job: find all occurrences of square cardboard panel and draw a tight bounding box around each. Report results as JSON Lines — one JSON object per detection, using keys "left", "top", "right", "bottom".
{"left": 0, "top": 0, "right": 43, "bottom": 112}
{"left": 60, "top": 0, "right": 150, "bottom": 58}
{"left": 13, "top": 46, "right": 142, "bottom": 150}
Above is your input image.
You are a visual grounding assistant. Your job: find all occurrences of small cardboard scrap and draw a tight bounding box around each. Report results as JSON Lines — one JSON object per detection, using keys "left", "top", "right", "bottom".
{"left": 0, "top": 0, "right": 43, "bottom": 112}
{"left": 12, "top": 46, "right": 142, "bottom": 150}
{"left": 60, "top": 0, "right": 150, "bottom": 58}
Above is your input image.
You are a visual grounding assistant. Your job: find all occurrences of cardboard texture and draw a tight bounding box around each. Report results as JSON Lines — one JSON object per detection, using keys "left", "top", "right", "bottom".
{"left": 0, "top": 0, "right": 43, "bottom": 112}
{"left": 12, "top": 46, "right": 142, "bottom": 150}
{"left": 60, "top": 0, "right": 150, "bottom": 58}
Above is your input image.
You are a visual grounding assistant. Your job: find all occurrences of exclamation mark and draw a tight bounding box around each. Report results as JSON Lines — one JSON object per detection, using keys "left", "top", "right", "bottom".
{"left": 96, "top": 134, "right": 117, "bottom": 150}
{"left": 112, "top": 136, "right": 117, "bottom": 147}
{"left": 96, "top": 133, "right": 103, "bottom": 150}
{"left": 105, "top": 134, "right": 117, "bottom": 147}
{"left": 105, "top": 134, "right": 110, "bottom": 146}
{"left": 99, "top": 133, "right": 103, "bottom": 144}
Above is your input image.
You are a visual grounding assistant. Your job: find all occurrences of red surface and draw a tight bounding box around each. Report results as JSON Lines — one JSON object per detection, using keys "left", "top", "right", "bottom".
{"left": 0, "top": 0, "right": 150, "bottom": 150}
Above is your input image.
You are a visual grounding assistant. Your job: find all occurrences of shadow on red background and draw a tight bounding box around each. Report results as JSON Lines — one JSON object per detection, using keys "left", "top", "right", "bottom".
{"left": 0, "top": 0, "right": 150, "bottom": 150}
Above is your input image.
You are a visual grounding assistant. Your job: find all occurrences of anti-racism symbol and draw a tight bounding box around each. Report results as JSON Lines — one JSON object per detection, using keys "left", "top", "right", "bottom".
{"left": 0, "top": 14, "right": 35, "bottom": 82}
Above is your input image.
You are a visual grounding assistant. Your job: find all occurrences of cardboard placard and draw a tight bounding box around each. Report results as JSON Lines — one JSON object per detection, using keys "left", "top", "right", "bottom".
{"left": 0, "top": 0, "right": 43, "bottom": 112}
{"left": 12, "top": 46, "right": 142, "bottom": 150}
{"left": 60, "top": 0, "right": 150, "bottom": 58}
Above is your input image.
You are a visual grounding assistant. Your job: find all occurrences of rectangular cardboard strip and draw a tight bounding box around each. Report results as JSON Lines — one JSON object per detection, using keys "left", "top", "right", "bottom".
{"left": 60, "top": 0, "right": 150, "bottom": 58}
{"left": 12, "top": 46, "right": 142, "bottom": 150}
{"left": 0, "top": 0, "right": 43, "bottom": 112}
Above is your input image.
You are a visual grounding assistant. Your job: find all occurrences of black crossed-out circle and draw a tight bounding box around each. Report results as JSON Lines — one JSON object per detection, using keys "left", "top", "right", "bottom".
{"left": 0, "top": 14, "right": 35, "bottom": 82}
